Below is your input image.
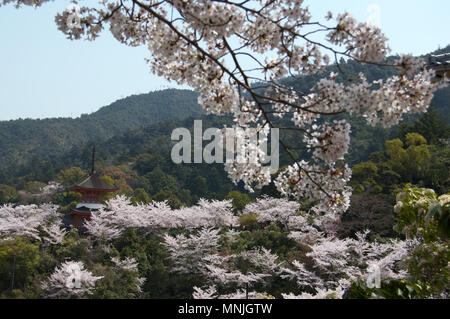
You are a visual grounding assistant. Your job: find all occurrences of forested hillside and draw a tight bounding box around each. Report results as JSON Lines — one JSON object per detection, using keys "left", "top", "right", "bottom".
{"left": 0, "top": 89, "right": 203, "bottom": 168}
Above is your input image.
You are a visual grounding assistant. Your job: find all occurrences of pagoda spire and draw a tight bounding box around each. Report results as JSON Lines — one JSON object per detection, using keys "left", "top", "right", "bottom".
{"left": 91, "top": 145, "right": 96, "bottom": 175}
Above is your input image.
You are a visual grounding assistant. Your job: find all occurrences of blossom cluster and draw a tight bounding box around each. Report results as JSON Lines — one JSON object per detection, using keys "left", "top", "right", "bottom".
{"left": 222, "top": 125, "right": 274, "bottom": 192}
{"left": 304, "top": 120, "right": 351, "bottom": 164}
{"left": 85, "top": 196, "right": 238, "bottom": 240}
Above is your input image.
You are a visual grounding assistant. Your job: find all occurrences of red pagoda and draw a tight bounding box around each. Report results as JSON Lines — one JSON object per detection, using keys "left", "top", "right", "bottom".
{"left": 65, "top": 146, "right": 118, "bottom": 227}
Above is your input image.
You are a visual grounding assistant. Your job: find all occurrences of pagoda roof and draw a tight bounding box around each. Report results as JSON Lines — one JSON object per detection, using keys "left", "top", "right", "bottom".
{"left": 68, "top": 173, "right": 119, "bottom": 191}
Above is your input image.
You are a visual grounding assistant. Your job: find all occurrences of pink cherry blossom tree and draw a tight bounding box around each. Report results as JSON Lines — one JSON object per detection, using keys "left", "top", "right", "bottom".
{"left": 111, "top": 256, "right": 147, "bottom": 295}
{"left": 41, "top": 261, "right": 103, "bottom": 298}
{"left": 84, "top": 196, "right": 238, "bottom": 241}
{"left": 0, "top": 192, "right": 425, "bottom": 298}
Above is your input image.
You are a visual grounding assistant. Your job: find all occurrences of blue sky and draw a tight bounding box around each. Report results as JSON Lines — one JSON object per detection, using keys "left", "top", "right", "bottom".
{"left": 0, "top": 0, "right": 448, "bottom": 121}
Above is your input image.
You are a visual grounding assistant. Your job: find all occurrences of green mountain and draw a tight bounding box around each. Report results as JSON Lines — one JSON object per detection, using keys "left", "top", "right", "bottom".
{"left": 0, "top": 89, "right": 203, "bottom": 168}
